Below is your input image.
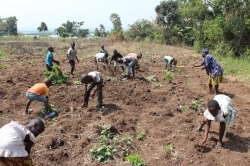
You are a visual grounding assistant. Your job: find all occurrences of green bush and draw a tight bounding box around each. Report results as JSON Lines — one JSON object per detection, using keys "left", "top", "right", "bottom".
{"left": 126, "top": 154, "right": 145, "bottom": 166}
{"left": 44, "top": 65, "right": 67, "bottom": 84}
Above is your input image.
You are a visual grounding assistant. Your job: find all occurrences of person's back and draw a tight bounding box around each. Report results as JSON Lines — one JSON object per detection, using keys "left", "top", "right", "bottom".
{"left": 95, "top": 53, "right": 107, "bottom": 62}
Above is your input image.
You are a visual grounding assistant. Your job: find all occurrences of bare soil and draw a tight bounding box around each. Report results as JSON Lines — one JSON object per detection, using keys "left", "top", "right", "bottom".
{"left": 0, "top": 41, "right": 250, "bottom": 166}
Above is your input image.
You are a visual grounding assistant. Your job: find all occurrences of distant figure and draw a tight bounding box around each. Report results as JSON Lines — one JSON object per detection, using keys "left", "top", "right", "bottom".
{"left": 163, "top": 55, "right": 177, "bottom": 72}
{"left": 25, "top": 78, "right": 55, "bottom": 119}
{"left": 193, "top": 49, "right": 224, "bottom": 95}
{"left": 109, "top": 49, "right": 124, "bottom": 73}
{"left": 94, "top": 53, "right": 109, "bottom": 71}
{"left": 67, "top": 42, "right": 79, "bottom": 78}
{"left": 46, "top": 47, "right": 60, "bottom": 71}
{"left": 0, "top": 118, "right": 45, "bottom": 166}
{"left": 118, "top": 53, "right": 142, "bottom": 80}
{"left": 100, "top": 45, "right": 108, "bottom": 54}
{"left": 81, "top": 71, "right": 104, "bottom": 109}
{"left": 127, "top": 52, "right": 142, "bottom": 70}
{"left": 196, "top": 94, "right": 237, "bottom": 149}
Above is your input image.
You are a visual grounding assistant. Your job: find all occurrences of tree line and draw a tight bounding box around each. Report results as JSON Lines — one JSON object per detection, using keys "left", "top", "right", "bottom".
{"left": 1, "top": 0, "right": 249, "bottom": 56}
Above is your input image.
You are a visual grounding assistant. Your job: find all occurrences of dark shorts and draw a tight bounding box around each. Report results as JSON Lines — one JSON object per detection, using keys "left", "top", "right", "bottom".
{"left": 69, "top": 60, "right": 75, "bottom": 68}
{"left": 46, "top": 64, "right": 53, "bottom": 71}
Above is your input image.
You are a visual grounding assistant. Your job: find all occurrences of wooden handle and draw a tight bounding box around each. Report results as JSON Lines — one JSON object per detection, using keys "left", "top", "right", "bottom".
{"left": 177, "top": 66, "right": 203, "bottom": 69}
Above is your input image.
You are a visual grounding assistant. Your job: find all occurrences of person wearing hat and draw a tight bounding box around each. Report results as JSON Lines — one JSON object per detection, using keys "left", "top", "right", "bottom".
{"left": 195, "top": 94, "right": 237, "bottom": 149}
{"left": 193, "top": 49, "right": 224, "bottom": 95}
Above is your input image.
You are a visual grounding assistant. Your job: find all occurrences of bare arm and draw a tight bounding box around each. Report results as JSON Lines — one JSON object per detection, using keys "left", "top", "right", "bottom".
{"left": 82, "top": 85, "right": 87, "bottom": 107}
{"left": 24, "top": 135, "right": 34, "bottom": 155}
{"left": 52, "top": 56, "right": 60, "bottom": 65}
{"left": 199, "top": 119, "right": 211, "bottom": 145}
{"left": 91, "top": 81, "right": 103, "bottom": 96}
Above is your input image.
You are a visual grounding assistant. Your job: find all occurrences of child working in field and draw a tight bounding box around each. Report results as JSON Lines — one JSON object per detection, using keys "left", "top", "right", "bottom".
{"left": 163, "top": 55, "right": 177, "bottom": 71}
{"left": 196, "top": 94, "right": 237, "bottom": 149}
{"left": 109, "top": 49, "right": 124, "bottom": 73}
{"left": 46, "top": 47, "right": 60, "bottom": 71}
{"left": 117, "top": 53, "right": 142, "bottom": 80}
{"left": 0, "top": 118, "right": 45, "bottom": 166}
{"left": 25, "top": 78, "right": 55, "bottom": 119}
{"left": 80, "top": 71, "right": 104, "bottom": 109}
{"left": 94, "top": 53, "right": 109, "bottom": 71}
{"left": 100, "top": 45, "right": 108, "bottom": 54}
{"left": 67, "top": 42, "right": 79, "bottom": 78}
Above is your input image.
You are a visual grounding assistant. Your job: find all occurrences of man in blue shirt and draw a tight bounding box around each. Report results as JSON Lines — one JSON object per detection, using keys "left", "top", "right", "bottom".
{"left": 46, "top": 47, "right": 60, "bottom": 71}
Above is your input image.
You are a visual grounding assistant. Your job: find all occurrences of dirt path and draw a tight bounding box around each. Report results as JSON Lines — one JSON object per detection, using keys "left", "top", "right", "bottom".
{"left": 0, "top": 41, "right": 250, "bottom": 166}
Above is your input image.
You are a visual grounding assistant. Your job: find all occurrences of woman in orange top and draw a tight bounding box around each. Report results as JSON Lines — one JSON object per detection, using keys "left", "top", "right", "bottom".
{"left": 25, "top": 78, "right": 55, "bottom": 118}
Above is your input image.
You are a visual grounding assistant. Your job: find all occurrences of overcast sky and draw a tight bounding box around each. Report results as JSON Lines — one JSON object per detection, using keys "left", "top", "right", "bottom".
{"left": 0, "top": 0, "right": 162, "bottom": 31}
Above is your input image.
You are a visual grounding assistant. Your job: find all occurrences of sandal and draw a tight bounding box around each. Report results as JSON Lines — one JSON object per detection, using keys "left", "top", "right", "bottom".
{"left": 45, "top": 112, "right": 56, "bottom": 119}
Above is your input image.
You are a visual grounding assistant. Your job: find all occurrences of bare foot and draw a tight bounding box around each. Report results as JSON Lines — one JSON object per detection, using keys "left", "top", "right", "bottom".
{"left": 194, "top": 127, "right": 202, "bottom": 132}
{"left": 215, "top": 142, "right": 223, "bottom": 149}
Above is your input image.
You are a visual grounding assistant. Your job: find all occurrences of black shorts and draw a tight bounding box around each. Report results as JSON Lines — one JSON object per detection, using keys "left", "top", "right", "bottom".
{"left": 46, "top": 64, "right": 53, "bottom": 71}
{"left": 69, "top": 60, "right": 75, "bottom": 68}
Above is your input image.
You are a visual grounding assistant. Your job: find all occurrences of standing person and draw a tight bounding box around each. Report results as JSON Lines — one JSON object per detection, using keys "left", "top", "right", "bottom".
{"left": 67, "top": 42, "right": 79, "bottom": 78}
{"left": 94, "top": 53, "right": 109, "bottom": 71}
{"left": 100, "top": 45, "right": 108, "bottom": 54}
{"left": 109, "top": 49, "right": 124, "bottom": 73}
{"left": 118, "top": 54, "right": 142, "bottom": 80}
{"left": 0, "top": 118, "right": 45, "bottom": 166}
{"left": 193, "top": 49, "right": 224, "bottom": 95}
{"left": 163, "top": 55, "right": 177, "bottom": 72}
{"left": 196, "top": 94, "right": 237, "bottom": 148}
{"left": 80, "top": 71, "right": 104, "bottom": 109}
{"left": 46, "top": 47, "right": 60, "bottom": 71}
{"left": 25, "top": 78, "right": 55, "bottom": 119}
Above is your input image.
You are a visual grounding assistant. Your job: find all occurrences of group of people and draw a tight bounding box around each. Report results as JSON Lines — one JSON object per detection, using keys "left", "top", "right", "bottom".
{"left": 0, "top": 45, "right": 238, "bottom": 165}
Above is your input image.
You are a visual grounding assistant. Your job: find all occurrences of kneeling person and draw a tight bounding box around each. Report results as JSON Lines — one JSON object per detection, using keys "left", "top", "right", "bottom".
{"left": 81, "top": 71, "right": 104, "bottom": 108}
{"left": 0, "top": 118, "right": 45, "bottom": 166}
{"left": 163, "top": 55, "right": 177, "bottom": 71}
{"left": 197, "top": 94, "right": 238, "bottom": 148}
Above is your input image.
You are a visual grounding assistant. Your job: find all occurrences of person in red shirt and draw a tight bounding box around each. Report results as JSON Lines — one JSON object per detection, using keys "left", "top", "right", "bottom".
{"left": 25, "top": 78, "right": 55, "bottom": 118}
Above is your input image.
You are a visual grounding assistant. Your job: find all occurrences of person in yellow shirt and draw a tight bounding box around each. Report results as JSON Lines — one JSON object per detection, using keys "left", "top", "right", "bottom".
{"left": 24, "top": 78, "right": 55, "bottom": 118}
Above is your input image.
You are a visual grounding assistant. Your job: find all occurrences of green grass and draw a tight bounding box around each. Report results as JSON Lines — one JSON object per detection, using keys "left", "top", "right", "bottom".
{"left": 0, "top": 50, "right": 8, "bottom": 58}
{"left": 125, "top": 154, "right": 146, "bottom": 166}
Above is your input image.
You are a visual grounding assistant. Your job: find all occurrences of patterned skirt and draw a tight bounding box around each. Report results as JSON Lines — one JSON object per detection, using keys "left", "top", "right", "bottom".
{"left": 208, "top": 73, "right": 223, "bottom": 85}
{"left": 0, "top": 156, "right": 34, "bottom": 166}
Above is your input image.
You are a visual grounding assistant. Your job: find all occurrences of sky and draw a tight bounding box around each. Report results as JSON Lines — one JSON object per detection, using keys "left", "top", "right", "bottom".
{"left": 0, "top": 0, "right": 162, "bottom": 32}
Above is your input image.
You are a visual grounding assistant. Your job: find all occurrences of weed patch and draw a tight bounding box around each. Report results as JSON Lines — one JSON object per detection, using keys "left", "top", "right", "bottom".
{"left": 136, "top": 132, "right": 146, "bottom": 140}
{"left": 126, "top": 154, "right": 146, "bottom": 166}
{"left": 44, "top": 65, "right": 67, "bottom": 84}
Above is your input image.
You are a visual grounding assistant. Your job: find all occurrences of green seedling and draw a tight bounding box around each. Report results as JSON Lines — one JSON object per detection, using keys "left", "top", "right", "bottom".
{"left": 121, "top": 134, "right": 132, "bottom": 144}
{"left": 178, "top": 68, "right": 183, "bottom": 73}
{"left": 101, "top": 125, "right": 114, "bottom": 139}
{"left": 38, "top": 104, "right": 60, "bottom": 118}
{"left": 154, "top": 83, "right": 163, "bottom": 88}
{"left": 146, "top": 76, "right": 156, "bottom": 81}
{"left": 191, "top": 99, "right": 204, "bottom": 111}
{"left": 1, "top": 64, "right": 8, "bottom": 69}
{"left": 164, "top": 144, "right": 174, "bottom": 151}
{"left": 74, "top": 80, "right": 81, "bottom": 85}
{"left": 136, "top": 132, "right": 146, "bottom": 140}
{"left": 30, "top": 61, "right": 35, "bottom": 66}
{"left": 44, "top": 65, "right": 67, "bottom": 84}
{"left": 90, "top": 145, "right": 117, "bottom": 162}
{"left": 179, "top": 105, "right": 189, "bottom": 112}
{"left": 125, "top": 154, "right": 146, "bottom": 166}
{"left": 164, "top": 72, "right": 171, "bottom": 80}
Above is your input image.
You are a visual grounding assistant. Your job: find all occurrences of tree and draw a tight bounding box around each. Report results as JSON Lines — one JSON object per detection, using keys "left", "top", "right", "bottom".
{"left": 6, "top": 16, "right": 18, "bottom": 36}
{"left": 55, "top": 20, "right": 89, "bottom": 38}
{"left": 94, "top": 24, "right": 107, "bottom": 38}
{"left": 0, "top": 18, "right": 8, "bottom": 36}
{"left": 110, "top": 13, "right": 122, "bottom": 32}
{"left": 94, "top": 28, "right": 101, "bottom": 37}
{"left": 127, "top": 19, "right": 153, "bottom": 41}
{"left": 37, "top": 22, "right": 48, "bottom": 32}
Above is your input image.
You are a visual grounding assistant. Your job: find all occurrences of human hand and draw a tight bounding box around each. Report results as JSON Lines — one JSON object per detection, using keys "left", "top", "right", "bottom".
{"left": 199, "top": 139, "right": 207, "bottom": 146}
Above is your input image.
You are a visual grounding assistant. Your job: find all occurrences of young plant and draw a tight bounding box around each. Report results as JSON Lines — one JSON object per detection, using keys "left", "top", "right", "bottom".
{"left": 179, "top": 105, "right": 189, "bottom": 112}
{"left": 121, "top": 134, "right": 133, "bottom": 144}
{"left": 125, "top": 154, "right": 146, "bottom": 166}
{"left": 154, "top": 83, "right": 163, "bottom": 88}
{"left": 178, "top": 68, "right": 183, "bottom": 73}
{"left": 164, "top": 72, "right": 171, "bottom": 80}
{"left": 1, "top": 64, "right": 8, "bottom": 69}
{"left": 136, "top": 132, "right": 146, "bottom": 140}
{"left": 146, "top": 76, "right": 156, "bottom": 82}
{"left": 90, "top": 145, "right": 117, "bottom": 162}
{"left": 74, "top": 80, "right": 81, "bottom": 85}
{"left": 44, "top": 65, "right": 67, "bottom": 84}
{"left": 101, "top": 125, "right": 114, "bottom": 139}
{"left": 191, "top": 99, "right": 204, "bottom": 111}
{"left": 164, "top": 144, "right": 174, "bottom": 151}
{"left": 38, "top": 104, "right": 60, "bottom": 118}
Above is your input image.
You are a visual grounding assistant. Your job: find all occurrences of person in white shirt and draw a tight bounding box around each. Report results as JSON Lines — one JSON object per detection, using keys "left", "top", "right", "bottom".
{"left": 196, "top": 94, "right": 237, "bottom": 149}
{"left": 0, "top": 119, "right": 44, "bottom": 165}
{"left": 80, "top": 71, "right": 104, "bottom": 108}
{"left": 94, "top": 53, "right": 109, "bottom": 71}
{"left": 67, "top": 42, "right": 79, "bottom": 78}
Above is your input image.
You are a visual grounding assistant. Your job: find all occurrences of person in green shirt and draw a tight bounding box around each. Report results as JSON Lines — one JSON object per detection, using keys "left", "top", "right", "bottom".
{"left": 163, "top": 55, "right": 177, "bottom": 71}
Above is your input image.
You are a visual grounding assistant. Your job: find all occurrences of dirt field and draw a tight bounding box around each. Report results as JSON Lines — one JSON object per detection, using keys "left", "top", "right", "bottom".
{"left": 0, "top": 40, "right": 250, "bottom": 166}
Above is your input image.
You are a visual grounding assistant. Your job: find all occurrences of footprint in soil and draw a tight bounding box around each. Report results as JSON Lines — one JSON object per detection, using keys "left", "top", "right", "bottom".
{"left": 194, "top": 144, "right": 212, "bottom": 153}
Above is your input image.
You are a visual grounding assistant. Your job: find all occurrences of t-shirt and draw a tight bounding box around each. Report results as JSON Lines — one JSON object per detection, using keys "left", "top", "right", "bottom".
{"left": 95, "top": 53, "right": 107, "bottom": 62}
{"left": 67, "top": 48, "right": 77, "bottom": 61}
{"left": 88, "top": 71, "right": 103, "bottom": 84}
{"left": 100, "top": 49, "right": 108, "bottom": 54}
{"left": 111, "top": 52, "right": 123, "bottom": 61}
{"left": 28, "top": 83, "right": 49, "bottom": 96}
{"left": 122, "top": 56, "right": 137, "bottom": 64}
{"left": 201, "top": 54, "right": 224, "bottom": 78}
{"left": 46, "top": 52, "right": 53, "bottom": 65}
{"left": 0, "top": 121, "right": 35, "bottom": 157}
{"left": 164, "top": 56, "right": 173, "bottom": 63}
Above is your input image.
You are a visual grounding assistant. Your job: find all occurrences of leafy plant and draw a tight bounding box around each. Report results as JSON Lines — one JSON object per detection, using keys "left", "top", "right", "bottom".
{"left": 179, "top": 105, "right": 189, "bottom": 112}
{"left": 164, "top": 144, "right": 174, "bottom": 151}
{"left": 178, "top": 68, "right": 183, "bottom": 73}
{"left": 74, "top": 80, "right": 81, "bottom": 85}
{"left": 121, "top": 134, "right": 133, "bottom": 144}
{"left": 44, "top": 65, "right": 67, "bottom": 84}
{"left": 101, "top": 125, "right": 114, "bottom": 139}
{"left": 136, "top": 132, "right": 146, "bottom": 140}
{"left": 191, "top": 99, "right": 204, "bottom": 111}
{"left": 146, "top": 76, "right": 156, "bottom": 81}
{"left": 38, "top": 104, "right": 60, "bottom": 118}
{"left": 1, "top": 64, "right": 8, "bottom": 69}
{"left": 154, "top": 83, "right": 163, "bottom": 88}
{"left": 125, "top": 154, "right": 146, "bottom": 166}
{"left": 90, "top": 145, "right": 117, "bottom": 162}
{"left": 164, "top": 72, "right": 171, "bottom": 80}
{"left": 30, "top": 61, "right": 35, "bottom": 66}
